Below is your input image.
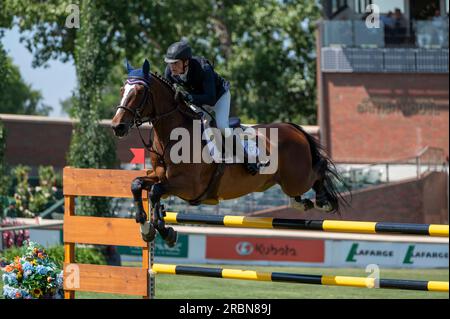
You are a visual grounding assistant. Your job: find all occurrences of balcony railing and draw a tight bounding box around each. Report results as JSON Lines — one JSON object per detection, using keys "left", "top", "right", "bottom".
{"left": 321, "top": 47, "right": 449, "bottom": 73}
{"left": 338, "top": 146, "right": 448, "bottom": 190}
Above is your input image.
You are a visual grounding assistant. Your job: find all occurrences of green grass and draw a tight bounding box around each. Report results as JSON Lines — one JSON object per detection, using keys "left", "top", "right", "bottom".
{"left": 1, "top": 264, "right": 448, "bottom": 299}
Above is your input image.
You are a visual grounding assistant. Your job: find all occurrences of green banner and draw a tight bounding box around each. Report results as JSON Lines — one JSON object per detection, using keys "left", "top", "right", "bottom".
{"left": 117, "top": 233, "right": 189, "bottom": 258}
{"left": 155, "top": 233, "right": 188, "bottom": 258}
{"left": 117, "top": 245, "right": 142, "bottom": 256}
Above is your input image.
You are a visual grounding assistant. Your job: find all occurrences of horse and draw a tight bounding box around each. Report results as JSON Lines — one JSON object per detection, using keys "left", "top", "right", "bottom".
{"left": 111, "top": 59, "right": 347, "bottom": 246}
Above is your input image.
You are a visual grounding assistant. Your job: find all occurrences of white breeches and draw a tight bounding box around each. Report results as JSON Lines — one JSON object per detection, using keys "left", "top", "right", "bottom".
{"left": 202, "top": 90, "right": 231, "bottom": 135}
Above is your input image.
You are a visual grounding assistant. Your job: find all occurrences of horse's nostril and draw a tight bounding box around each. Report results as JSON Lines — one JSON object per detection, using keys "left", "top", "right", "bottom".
{"left": 112, "top": 123, "right": 124, "bottom": 131}
{"left": 112, "top": 123, "right": 127, "bottom": 136}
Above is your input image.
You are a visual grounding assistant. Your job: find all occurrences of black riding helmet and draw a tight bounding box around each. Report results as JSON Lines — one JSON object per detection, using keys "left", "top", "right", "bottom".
{"left": 164, "top": 40, "right": 192, "bottom": 63}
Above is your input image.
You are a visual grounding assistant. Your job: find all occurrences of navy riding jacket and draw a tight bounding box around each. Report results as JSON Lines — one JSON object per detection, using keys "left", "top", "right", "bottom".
{"left": 164, "top": 56, "right": 229, "bottom": 106}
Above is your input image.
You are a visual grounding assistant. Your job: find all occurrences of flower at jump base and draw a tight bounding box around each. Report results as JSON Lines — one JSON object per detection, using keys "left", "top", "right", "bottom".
{"left": 23, "top": 261, "right": 33, "bottom": 271}
{"left": 36, "top": 265, "right": 48, "bottom": 275}
{"left": 31, "top": 288, "right": 43, "bottom": 298}
{"left": 0, "top": 241, "right": 63, "bottom": 299}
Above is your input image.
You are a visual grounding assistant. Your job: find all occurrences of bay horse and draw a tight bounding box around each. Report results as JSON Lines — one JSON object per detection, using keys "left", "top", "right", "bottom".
{"left": 111, "top": 59, "right": 346, "bottom": 246}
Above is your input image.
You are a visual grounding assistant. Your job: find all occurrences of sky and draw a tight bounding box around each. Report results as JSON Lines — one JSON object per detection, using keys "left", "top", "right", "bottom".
{"left": 1, "top": 26, "right": 76, "bottom": 118}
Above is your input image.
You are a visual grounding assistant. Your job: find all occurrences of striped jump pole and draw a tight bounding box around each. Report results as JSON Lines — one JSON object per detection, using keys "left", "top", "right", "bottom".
{"left": 153, "top": 264, "right": 449, "bottom": 293}
{"left": 163, "top": 212, "right": 449, "bottom": 237}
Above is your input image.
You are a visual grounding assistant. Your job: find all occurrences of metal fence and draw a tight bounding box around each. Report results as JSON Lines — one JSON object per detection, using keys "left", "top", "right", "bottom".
{"left": 339, "top": 146, "right": 448, "bottom": 188}
{"left": 321, "top": 47, "right": 449, "bottom": 73}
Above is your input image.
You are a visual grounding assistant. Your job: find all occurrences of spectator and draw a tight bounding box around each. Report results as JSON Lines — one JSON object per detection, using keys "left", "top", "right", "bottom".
{"left": 431, "top": 10, "right": 448, "bottom": 47}
{"left": 393, "top": 8, "right": 408, "bottom": 45}
{"left": 381, "top": 11, "right": 395, "bottom": 28}
{"left": 381, "top": 11, "right": 396, "bottom": 45}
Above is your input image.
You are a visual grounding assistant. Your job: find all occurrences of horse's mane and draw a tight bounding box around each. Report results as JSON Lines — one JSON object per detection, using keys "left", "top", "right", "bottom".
{"left": 150, "top": 71, "right": 201, "bottom": 120}
{"left": 151, "top": 71, "right": 176, "bottom": 93}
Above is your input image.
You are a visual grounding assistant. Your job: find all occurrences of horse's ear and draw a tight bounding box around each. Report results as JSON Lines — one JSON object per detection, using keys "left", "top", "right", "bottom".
{"left": 125, "top": 59, "right": 133, "bottom": 73}
{"left": 143, "top": 59, "right": 150, "bottom": 75}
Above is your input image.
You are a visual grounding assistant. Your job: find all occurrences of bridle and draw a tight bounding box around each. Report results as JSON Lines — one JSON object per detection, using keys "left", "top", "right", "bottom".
{"left": 116, "top": 77, "right": 152, "bottom": 127}
{"left": 115, "top": 76, "right": 200, "bottom": 166}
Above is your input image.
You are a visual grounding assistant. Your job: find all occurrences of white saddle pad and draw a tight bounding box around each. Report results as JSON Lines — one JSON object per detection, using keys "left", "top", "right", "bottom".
{"left": 202, "top": 118, "right": 260, "bottom": 163}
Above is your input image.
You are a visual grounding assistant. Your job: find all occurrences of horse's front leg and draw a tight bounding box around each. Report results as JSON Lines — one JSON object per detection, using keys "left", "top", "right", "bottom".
{"left": 131, "top": 172, "right": 159, "bottom": 242}
{"left": 150, "top": 183, "right": 178, "bottom": 247}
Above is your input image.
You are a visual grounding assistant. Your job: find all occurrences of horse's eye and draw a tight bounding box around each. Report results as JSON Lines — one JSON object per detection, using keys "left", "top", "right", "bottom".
{"left": 120, "top": 87, "right": 124, "bottom": 95}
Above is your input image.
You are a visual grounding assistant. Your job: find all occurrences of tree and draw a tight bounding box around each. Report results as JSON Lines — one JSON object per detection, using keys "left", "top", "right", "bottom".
{"left": 220, "top": 0, "right": 320, "bottom": 124}
{"left": 0, "top": 42, "right": 51, "bottom": 115}
{"left": 1, "top": 1, "right": 118, "bottom": 215}
{"left": 2, "top": 0, "right": 320, "bottom": 124}
{"left": 66, "top": 0, "right": 119, "bottom": 216}
{"left": 0, "top": 118, "right": 11, "bottom": 215}
{"left": 61, "top": 64, "right": 124, "bottom": 119}
{"left": 0, "top": 41, "right": 6, "bottom": 98}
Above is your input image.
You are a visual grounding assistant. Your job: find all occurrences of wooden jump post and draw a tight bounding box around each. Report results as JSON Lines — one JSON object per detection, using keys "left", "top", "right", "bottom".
{"left": 63, "top": 167, "right": 153, "bottom": 299}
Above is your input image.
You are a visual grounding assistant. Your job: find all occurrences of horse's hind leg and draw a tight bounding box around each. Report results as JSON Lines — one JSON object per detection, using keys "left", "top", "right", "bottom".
{"left": 312, "top": 160, "right": 335, "bottom": 213}
{"left": 312, "top": 180, "right": 331, "bottom": 212}
{"left": 278, "top": 152, "right": 317, "bottom": 212}
{"left": 291, "top": 196, "right": 314, "bottom": 212}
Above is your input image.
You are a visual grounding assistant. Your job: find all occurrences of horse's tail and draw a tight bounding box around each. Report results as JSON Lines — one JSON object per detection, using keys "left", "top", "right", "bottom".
{"left": 287, "top": 123, "right": 350, "bottom": 214}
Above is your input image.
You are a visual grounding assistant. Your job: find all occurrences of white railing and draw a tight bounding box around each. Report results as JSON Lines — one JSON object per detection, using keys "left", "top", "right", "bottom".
{"left": 0, "top": 219, "right": 63, "bottom": 251}
{"left": 339, "top": 146, "right": 448, "bottom": 187}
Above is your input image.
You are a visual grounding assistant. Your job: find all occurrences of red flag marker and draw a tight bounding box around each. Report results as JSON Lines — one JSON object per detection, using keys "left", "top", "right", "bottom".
{"left": 130, "top": 148, "right": 145, "bottom": 169}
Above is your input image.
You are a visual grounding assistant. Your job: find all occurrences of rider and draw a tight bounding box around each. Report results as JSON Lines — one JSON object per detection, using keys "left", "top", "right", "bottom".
{"left": 163, "top": 40, "right": 260, "bottom": 175}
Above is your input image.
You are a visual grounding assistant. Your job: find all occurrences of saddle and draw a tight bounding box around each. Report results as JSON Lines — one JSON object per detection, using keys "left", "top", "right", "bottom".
{"left": 209, "top": 116, "right": 242, "bottom": 130}
{"left": 188, "top": 115, "right": 262, "bottom": 206}
{"left": 187, "top": 116, "right": 239, "bottom": 206}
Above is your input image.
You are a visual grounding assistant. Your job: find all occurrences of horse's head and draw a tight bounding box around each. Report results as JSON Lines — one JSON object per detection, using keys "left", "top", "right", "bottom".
{"left": 112, "top": 59, "right": 152, "bottom": 137}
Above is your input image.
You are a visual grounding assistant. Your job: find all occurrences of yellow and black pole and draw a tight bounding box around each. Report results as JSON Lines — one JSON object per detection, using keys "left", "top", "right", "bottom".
{"left": 152, "top": 264, "right": 449, "bottom": 292}
{"left": 163, "top": 212, "right": 449, "bottom": 237}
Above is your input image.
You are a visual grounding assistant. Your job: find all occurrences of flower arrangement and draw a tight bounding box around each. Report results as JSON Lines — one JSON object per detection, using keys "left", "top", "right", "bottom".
{"left": 1, "top": 241, "right": 63, "bottom": 299}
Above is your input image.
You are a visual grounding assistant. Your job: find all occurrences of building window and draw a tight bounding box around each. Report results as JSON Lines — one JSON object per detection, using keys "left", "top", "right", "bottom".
{"left": 371, "top": 0, "right": 405, "bottom": 14}
{"left": 354, "top": 0, "right": 374, "bottom": 14}
{"left": 332, "top": 0, "right": 349, "bottom": 14}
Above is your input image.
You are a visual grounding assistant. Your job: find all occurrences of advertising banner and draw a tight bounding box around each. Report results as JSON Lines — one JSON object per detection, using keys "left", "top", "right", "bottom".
{"left": 118, "top": 233, "right": 189, "bottom": 258}
{"left": 330, "top": 241, "right": 448, "bottom": 268}
{"left": 206, "top": 236, "right": 324, "bottom": 262}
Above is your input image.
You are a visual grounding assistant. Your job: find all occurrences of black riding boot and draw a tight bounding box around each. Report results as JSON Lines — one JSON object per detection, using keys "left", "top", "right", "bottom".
{"left": 243, "top": 147, "right": 260, "bottom": 176}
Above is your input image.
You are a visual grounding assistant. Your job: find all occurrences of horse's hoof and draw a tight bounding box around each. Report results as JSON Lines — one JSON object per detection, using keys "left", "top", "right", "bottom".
{"left": 135, "top": 211, "right": 148, "bottom": 224}
{"left": 140, "top": 222, "right": 156, "bottom": 242}
{"left": 290, "top": 198, "right": 314, "bottom": 212}
{"left": 164, "top": 227, "right": 178, "bottom": 248}
{"left": 314, "top": 201, "right": 334, "bottom": 213}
